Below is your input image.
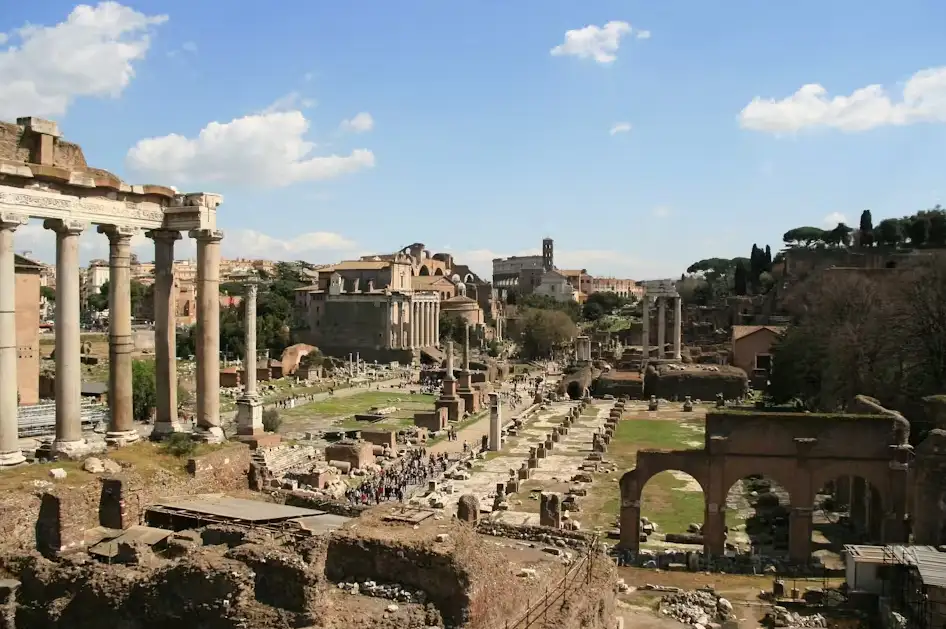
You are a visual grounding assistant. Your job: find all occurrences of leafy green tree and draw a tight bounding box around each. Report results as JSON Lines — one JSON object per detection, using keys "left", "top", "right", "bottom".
{"left": 906, "top": 214, "right": 930, "bottom": 247}
{"left": 132, "top": 360, "right": 157, "bottom": 422}
{"left": 825, "top": 222, "right": 853, "bottom": 247}
{"left": 87, "top": 279, "right": 148, "bottom": 314}
{"left": 517, "top": 293, "right": 581, "bottom": 321}
{"left": 925, "top": 207, "right": 946, "bottom": 247}
{"left": 859, "top": 210, "right": 874, "bottom": 247}
{"left": 41, "top": 286, "right": 55, "bottom": 302}
{"left": 581, "top": 291, "right": 629, "bottom": 321}
{"left": 876, "top": 218, "right": 904, "bottom": 247}
{"left": 512, "top": 308, "right": 577, "bottom": 359}
{"left": 783, "top": 226, "right": 826, "bottom": 248}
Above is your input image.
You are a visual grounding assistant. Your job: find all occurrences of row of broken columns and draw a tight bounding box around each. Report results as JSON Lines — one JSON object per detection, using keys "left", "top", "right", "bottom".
{"left": 0, "top": 216, "right": 226, "bottom": 465}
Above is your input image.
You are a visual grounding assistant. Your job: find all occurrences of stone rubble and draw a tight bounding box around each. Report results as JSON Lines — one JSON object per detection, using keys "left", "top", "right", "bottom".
{"left": 765, "top": 606, "right": 828, "bottom": 628}
{"left": 658, "top": 589, "right": 735, "bottom": 627}
{"left": 336, "top": 580, "right": 427, "bottom": 604}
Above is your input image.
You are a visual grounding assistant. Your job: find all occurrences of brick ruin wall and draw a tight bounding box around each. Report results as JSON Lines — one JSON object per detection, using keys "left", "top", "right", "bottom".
{"left": 643, "top": 365, "right": 748, "bottom": 400}
{"left": 0, "top": 444, "right": 252, "bottom": 555}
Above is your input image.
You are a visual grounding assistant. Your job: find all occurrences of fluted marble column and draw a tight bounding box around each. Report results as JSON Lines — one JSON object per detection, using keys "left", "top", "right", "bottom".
{"left": 657, "top": 297, "right": 666, "bottom": 358}
{"left": 44, "top": 219, "right": 87, "bottom": 457}
{"left": 148, "top": 230, "right": 183, "bottom": 437}
{"left": 434, "top": 301, "right": 441, "bottom": 346}
{"left": 641, "top": 294, "right": 650, "bottom": 368}
{"left": 0, "top": 213, "right": 28, "bottom": 466}
{"left": 421, "top": 301, "right": 429, "bottom": 347}
{"left": 673, "top": 296, "right": 682, "bottom": 360}
{"left": 411, "top": 301, "right": 418, "bottom": 349}
{"left": 100, "top": 225, "right": 140, "bottom": 446}
{"left": 190, "top": 229, "right": 224, "bottom": 442}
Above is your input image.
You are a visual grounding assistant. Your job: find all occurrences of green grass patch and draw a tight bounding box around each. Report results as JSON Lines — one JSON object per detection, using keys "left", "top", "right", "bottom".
{"left": 279, "top": 392, "right": 434, "bottom": 420}
{"left": 581, "top": 417, "right": 706, "bottom": 533}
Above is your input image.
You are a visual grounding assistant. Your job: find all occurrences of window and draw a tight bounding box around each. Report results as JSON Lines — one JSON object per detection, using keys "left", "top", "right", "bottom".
{"left": 755, "top": 353, "right": 772, "bottom": 370}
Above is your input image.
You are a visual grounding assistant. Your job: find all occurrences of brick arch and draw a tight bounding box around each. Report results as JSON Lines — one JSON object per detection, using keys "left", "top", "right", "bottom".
{"left": 809, "top": 460, "right": 891, "bottom": 508}
{"left": 419, "top": 265, "right": 430, "bottom": 276}
{"left": 434, "top": 268, "right": 443, "bottom": 276}
{"left": 619, "top": 450, "right": 710, "bottom": 555}
{"left": 720, "top": 460, "right": 800, "bottom": 508}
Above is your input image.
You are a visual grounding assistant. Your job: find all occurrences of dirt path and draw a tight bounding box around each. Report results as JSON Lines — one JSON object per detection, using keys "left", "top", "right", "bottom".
{"left": 429, "top": 393, "right": 535, "bottom": 455}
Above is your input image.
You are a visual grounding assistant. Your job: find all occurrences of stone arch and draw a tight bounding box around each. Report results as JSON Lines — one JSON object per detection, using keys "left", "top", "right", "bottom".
{"left": 434, "top": 268, "right": 443, "bottom": 276}
{"left": 813, "top": 472, "right": 887, "bottom": 547}
{"left": 419, "top": 265, "right": 430, "bottom": 276}
{"left": 618, "top": 450, "right": 710, "bottom": 554}
{"left": 464, "top": 273, "right": 475, "bottom": 283}
{"left": 724, "top": 474, "right": 793, "bottom": 557}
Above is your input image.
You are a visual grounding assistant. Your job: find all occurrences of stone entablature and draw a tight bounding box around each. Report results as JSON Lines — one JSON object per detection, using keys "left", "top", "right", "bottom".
{"left": 0, "top": 116, "right": 227, "bottom": 461}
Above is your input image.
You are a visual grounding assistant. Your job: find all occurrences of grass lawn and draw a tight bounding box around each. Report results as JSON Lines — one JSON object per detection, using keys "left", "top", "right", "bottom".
{"left": 278, "top": 391, "right": 435, "bottom": 429}
{"left": 582, "top": 417, "right": 706, "bottom": 537}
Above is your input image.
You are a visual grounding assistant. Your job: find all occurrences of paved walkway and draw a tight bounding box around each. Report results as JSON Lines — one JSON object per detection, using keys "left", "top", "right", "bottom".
{"left": 429, "top": 392, "right": 535, "bottom": 455}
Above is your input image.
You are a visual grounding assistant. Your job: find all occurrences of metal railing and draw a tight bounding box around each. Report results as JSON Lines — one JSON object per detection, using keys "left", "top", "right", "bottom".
{"left": 17, "top": 400, "right": 108, "bottom": 437}
{"left": 503, "top": 537, "right": 598, "bottom": 629}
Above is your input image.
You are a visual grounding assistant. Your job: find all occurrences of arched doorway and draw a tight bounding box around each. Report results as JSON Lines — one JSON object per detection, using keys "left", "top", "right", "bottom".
{"left": 640, "top": 471, "right": 706, "bottom": 549}
{"left": 434, "top": 268, "right": 443, "bottom": 276}
{"left": 419, "top": 265, "right": 430, "bottom": 276}
{"left": 725, "top": 475, "right": 793, "bottom": 557}
{"left": 812, "top": 475, "right": 886, "bottom": 552}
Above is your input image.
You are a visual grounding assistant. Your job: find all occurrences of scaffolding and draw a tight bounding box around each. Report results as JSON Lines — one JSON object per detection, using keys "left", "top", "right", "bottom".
{"left": 882, "top": 545, "right": 942, "bottom": 629}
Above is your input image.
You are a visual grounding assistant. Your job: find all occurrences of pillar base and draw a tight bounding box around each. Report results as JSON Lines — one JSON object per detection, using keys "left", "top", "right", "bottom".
{"left": 151, "top": 421, "right": 186, "bottom": 440}
{"left": 51, "top": 438, "right": 92, "bottom": 460}
{"left": 105, "top": 430, "right": 141, "bottom": 447}
{"left": 235, "top": 396, "right": 264, "bottom": 436}
{"left": 0, "top": 449, "right": 26, "bottom": 467}
{"left": 192, "top": 425, "right": 225, "bottom": 444}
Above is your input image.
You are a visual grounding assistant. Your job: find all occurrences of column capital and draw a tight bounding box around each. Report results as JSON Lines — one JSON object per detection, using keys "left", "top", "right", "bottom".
{"left": 0, "top": 212, "right": 28, "bottom": 231}
{"left": 189, "top": 228, "right": 224, "bottom": 243}
{"left": 97, "top": 224, "right": 139, "bottom": 243}
{"left": 146, "top": 228, "right": 182, "bottom": 243}
{"left": 43, "top": 218, "right": 86, "bottom": 235}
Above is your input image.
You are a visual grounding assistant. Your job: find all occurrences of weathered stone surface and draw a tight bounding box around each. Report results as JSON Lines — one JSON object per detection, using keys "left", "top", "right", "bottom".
{"left": 456, "top": 494, "right": 479, "bottom": 523}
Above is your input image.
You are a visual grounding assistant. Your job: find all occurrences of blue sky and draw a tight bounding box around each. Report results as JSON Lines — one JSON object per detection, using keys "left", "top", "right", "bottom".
{"left": 2, "top": 1, "right": 945, "bottom": 279}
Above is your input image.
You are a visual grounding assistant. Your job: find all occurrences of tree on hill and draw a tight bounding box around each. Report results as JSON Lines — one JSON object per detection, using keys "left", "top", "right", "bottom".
{"left": 824, "top": 222, "right": 853, "bottom": 247}
{"left": 783, "top": 226, "right": 827, "bottom": 248}
{"left": 581, "top": 291, "right": 630, "bottom": 321}
{"left": 859, "top": 210, "right": 874, "bottom": 247}
{"left": 876, "top": 218, "right": 903, "bottom": 247}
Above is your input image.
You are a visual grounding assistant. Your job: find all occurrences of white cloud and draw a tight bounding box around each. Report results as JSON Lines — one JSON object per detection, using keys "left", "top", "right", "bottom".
{"left": 550, "top": 21, "right": 637, "bottom": 64}
{"left": 652, "top": 206, "right": 671, "bottom": 219}
{"left": 635, "top": 30, "right": 651, "bottom": 40}
{"left": 739, "top": 66, "right": 946, "bottom": 134}
{"left": 340, "top": 112, "right": 374, "bottom": 133}
{"left": 822, "top": 212, "right": 847, "bottom": 227}
{"left": 125, "top": 110, "right": 376, "bottom": 187}
{"left": 0, "top": 2, "right": 167, "bottom": 119}
{"left": 260, "top": 91, "right": 316, "bottom": 114}
{"left": 181, "top": 41, "right": 197, "bottom": 53}
{"left": 609, "top": 122, "right": 632, "bottom": 135}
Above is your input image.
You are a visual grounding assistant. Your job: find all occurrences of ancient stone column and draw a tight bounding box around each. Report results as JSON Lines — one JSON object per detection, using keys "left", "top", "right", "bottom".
{"left": 44, "top": 219, "right": 88, "bottom": 457}
{"left": 657, "top": 297, "right": 666, "bottom": 358}
{"left": 641, "top": 294, "right": 650, "bottom": 367}
{"left": 236, "top": 281, "right": 263, "bottom": 436}
{"left": 673, "top": 296, "right": 682, "bottom": 360}
{"left": 434, "top": 300, "right": 441, "bottom": 346}
{"left": 190, "top": 229, "right": 224, "bottom": 443}
{"left": 147, "top": 230, "right": 182, "bottom": 438}
{"left": 410, "top": 300, "right": 418, "bottom": 349}
{"left": 384, "top": 298, "right": 393, "bottom": 348}
{"left": 424, "top": 301, "right": 431, "bottom": 347}
{"left": 463, "top": 323, "right": 471, "bottom": 371}
{"left": 100, "top": 225, "right": 140, "bottom": 446}
{"left": 0, "top": 214, "right": 27, "bottom": 466}
{"left": 489, "top": 392, "right": 502, "bottom": 451}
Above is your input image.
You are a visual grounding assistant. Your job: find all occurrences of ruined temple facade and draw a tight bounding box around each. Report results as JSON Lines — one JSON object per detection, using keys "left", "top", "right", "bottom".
{"left": 296, "top": 242, "right": 499, "bottom": 360}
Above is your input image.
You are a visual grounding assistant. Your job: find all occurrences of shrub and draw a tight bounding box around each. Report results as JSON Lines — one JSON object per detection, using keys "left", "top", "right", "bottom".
{"left": 262, "top": 408, "right": 282, "bottom": 433}
{"left": 163, "top": 433, "right": 197, "bottom": 458}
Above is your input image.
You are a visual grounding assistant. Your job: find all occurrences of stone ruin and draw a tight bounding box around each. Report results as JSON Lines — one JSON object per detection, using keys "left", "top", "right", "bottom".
{"left": 457, "top": 494, "right": 479, "bottom": 524}
{"left": 539, "top": 492, "right": 562, "bottom": 529}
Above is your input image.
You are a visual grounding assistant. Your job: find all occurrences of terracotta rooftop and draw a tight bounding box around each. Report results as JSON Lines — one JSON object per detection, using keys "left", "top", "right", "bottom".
{"left": 558, "top": 269, "right": 587, "bottom": 277}
{"left": 325, "top": 260, "right": 391, "bottom": 271}
{"left": 732, "top": 325, "right": 788, "bottom": 341}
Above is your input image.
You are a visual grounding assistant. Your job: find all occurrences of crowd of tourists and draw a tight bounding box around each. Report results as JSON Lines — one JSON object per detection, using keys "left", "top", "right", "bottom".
{"left": 344, "top": 448, "right": 451, "bottom": 506}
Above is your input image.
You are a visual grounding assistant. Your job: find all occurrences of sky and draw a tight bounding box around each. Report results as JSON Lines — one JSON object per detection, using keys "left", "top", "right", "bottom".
{"left": 1, "top": 1, "right": 945, "bottom": 280}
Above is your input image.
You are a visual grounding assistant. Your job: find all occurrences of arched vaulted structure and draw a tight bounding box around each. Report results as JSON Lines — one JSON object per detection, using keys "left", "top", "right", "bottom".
{"left": 619, "top": 409, "right": 912, "bottom": 562}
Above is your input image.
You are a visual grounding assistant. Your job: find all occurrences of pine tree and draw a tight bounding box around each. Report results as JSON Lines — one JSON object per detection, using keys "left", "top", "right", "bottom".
{"left": 859, "top": 209, "right": 874, "bottom": 247}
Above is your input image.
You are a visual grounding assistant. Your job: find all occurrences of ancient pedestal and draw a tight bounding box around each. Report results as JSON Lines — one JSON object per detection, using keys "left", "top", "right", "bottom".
{"left": 457, "top": 325, "right": 479, "bottom": 413}
{"left": 457, "top": 494, "right": 480, "bottom": 523}
{"left": 540, "top": 492, "right": 562, "bottom": 528}
{"left": 435, "top": 341, "right": 465, "bottom": 422}
{"left": 488, "top": 392, "right": 502, "bottom": 451}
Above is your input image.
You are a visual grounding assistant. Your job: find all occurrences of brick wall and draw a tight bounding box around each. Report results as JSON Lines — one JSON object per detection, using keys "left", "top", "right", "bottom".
{"left": 186, "top": 444, "right": 252, "bottom": 486}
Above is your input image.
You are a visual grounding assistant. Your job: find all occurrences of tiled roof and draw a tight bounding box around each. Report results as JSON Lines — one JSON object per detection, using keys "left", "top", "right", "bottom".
{"left": 732, "top": 325, "right": 787, "bottom": 341}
